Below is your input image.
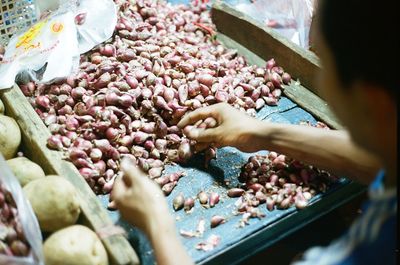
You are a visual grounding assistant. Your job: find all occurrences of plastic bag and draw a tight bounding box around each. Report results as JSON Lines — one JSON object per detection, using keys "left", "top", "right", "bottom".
{"left": 0, "top": 4, "right": 80, "bottom": 89}
{"left": 228, "top": 0, "right": 315, "bottom": 49}
{"left": 36, "top": 0, "right": 118, "bottom": 54}
{"left": 0, "top": 154, "right": 44, "bottom": 265}
{"left": 74, "top": 0, "right": 118, "bottom": 54}
{"left": 0, "top": 0, "right": 117, "bottom": 89}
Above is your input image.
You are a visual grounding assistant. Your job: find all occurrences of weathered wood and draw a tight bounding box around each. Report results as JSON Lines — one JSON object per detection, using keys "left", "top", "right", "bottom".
{"left": 216, "top": 33, "right": 342, "bottom": 129}
{"left": 283, "top": 84, "right": 343, "bottom": 129}
{"left": 212, "top": 2, "right": 321, "bottom": 97}
{"left": 0, "top": 86, "right": 139, "bottom": 265}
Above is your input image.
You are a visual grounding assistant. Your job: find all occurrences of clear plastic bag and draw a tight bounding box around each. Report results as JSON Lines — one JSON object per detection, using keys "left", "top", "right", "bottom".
{"left": 0, "top": 0, "right": 117, "bottom": 89}
{"left": 227, "top": 0, "right": 315, "bottom": 49}
{"left": 0, "top": 154, "right": 44, "bottom": 265}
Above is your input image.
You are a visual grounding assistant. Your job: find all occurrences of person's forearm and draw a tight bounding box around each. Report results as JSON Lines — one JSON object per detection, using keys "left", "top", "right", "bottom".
{"left": 250, "top": 121, "right": 381, "bottom": 184}
{"left": 148, "top": 215, "right": 194, "bottom": 265}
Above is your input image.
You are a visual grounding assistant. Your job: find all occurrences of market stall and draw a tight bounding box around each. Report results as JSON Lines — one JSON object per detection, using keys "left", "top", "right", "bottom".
{"left": 0, "top": 1, "right": 366, "bottom": 265}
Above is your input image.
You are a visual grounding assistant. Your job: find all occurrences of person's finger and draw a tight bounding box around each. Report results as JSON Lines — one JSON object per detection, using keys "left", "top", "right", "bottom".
{"left": 177, "top": 105, "right": 220, "bottom": 128}
{"left": 187, "top": 127, "right": 220, "bottom": 143}
{"left": 121, "top": 157, "right": 145, "bottom": 187}
{"left": 107, "top": 200, "right": 117, "bottom": 210}
{"left": 204, "top": 117, "right": 218, "bottom": 128}
{"left": 111, "top": 175, "right": 127, "bottom": 203}
{"left": 193, "top": 142, "right": 210, "bottom": 153}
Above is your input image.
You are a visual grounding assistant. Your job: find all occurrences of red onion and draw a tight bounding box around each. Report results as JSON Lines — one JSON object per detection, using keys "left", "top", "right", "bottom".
{"left": 93, "top": 139, "right": 111, "bottom": 153}
{"left": 75, "top": 13, "right": 87, "bottom": 25}
{"left": 270, "top": 72, "right": 283, "bottom": 89}
{"left": 144, "top": 140, "right": 155, "bottom": 150}
{"left": 90, "top": 148, "right": 103, "bottom": 162}
{"left": 209, "top": 192, "right": 220, "bottom": 207}
{"left": 65, "top": 116, "right": 79, "bottom": 131}
{"left": 47, "top": 135, "right": 63, "bottom": 150}
{"left": 70, "top": 87, "right": 86, "bottom": 100}
{"left": 163, "top": 87, "right": 176, "bottom": 102}
{"left": 153, "top": 96, "right": 172, "bottom": 111}
{"left": 282, "top": 72, "right": 291, "bottom": 85}
{"left": 133, "top": 131, "right": 150, "bottom": 144}
{"left": 266, "top": 58, "right": 276, "bottom": 70}
{"left": 100, "top": 44, "right": 116, "bottom": 57}
{"left": 126, "top": 76, "right": 139, "bottom": 89}
{"left": 35, "top": 96, "right": 50, "bottom": 109}
{"left": 148, "top": 167, "right": 163, "bottom": 179}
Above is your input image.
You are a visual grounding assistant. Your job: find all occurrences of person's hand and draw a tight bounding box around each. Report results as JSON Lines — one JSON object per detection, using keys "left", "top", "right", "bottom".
{"left": 177, "top": 103, "right": 262, "bottom": 153}
{"left": 111, "top": 158, "right": 172, "bottom": 235}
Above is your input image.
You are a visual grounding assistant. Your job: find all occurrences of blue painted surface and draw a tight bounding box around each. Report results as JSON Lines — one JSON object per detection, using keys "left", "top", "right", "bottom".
{"left": 97, "top": 96, "right": 349, "bottom": 264}
{"left": 97, "top": 2, "right": 348, "bottom": 263}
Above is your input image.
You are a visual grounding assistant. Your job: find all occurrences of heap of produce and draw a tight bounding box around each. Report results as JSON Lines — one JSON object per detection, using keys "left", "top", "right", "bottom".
{"left": 0, "top": 182, "right": 30, "bottom": 257}
{"left": 0, "top": 99, "right": 108, "bottom": 264}
{"left": 20, "top": 0, "right": 292, "bottom": 195}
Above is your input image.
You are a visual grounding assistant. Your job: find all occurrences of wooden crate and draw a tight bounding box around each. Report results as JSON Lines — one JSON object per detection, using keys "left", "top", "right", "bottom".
{"left": 212, "top": 2, "right": 342, "bottom": 129}
{"left": 0, "top": 86, "right": 139, "bottom": 265}
{"left": 0, "top": 3, "right": 357, "bottom": 265}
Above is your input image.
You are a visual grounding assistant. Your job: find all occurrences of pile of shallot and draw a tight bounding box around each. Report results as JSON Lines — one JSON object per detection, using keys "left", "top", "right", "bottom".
{"left": 229, "top": 122, "right": 338, "bottom": 221}
{"left": 0, "top": 182, "right": 30, "bottom": 257}
{"left": 21, "top": 0, "right": 292, "bottom": 195}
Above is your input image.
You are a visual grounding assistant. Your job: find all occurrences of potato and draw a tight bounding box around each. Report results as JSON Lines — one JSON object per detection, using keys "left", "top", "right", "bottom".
{"left": 0, "top": 99, "right": 4, "bottom": 114}
{"left": 6, "top": 157, "right": 45, "bottom": 186}
{"left": 0, "top": 115, "right": 21, "bottom": 159}
{"left": 44, "top": 225, "right": 108, "bottom": 265}
{"left": 23, "top": 175, "right": 81, "bottom": 232}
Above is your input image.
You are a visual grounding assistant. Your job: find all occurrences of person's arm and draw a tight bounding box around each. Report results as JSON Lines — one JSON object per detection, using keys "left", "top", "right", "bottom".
{"left": 252, "top": 122, "right": 380, "bottom": 184}
{"left": 147, "top": 215, "right": 193, "bottom": 265}
{"left": 178, "top": 103, "right": 381, "bottom": 184}
{"left": 112, "top": 159, "right": 193, "bottom": 265}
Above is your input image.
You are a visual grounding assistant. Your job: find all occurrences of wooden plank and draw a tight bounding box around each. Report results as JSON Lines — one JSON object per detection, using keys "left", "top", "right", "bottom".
{"left": 212, "top": 2, "right": 321, "bottom": 97}
{"left": 0, "top": 86, "right": 139, "bottom": 265}
{"left": 283, "top": 84, "right": 343, "bottom": 129}
{"left": 216, "top": 33, "right": 342, "bottom": 129}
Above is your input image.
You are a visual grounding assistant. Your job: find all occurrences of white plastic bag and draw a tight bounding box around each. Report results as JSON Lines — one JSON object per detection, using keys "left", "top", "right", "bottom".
{"left": 36, "top": 0, "right": 118, "bottom": 54}
{"left": 0, "top": 154, "right": 44, "bottom": 265}
{"left": 0, "top": 0, "right": 117, "bottom": 89}
{"left": 0, "top": 5, "right": 80, "bottom": 89}
{"left": 230, "top": 0, "right": 315, "bottom": 49}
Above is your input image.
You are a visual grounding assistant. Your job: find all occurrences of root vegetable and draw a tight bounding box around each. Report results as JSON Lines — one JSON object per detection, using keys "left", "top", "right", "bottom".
{"left": 148, "top": 167, "right": 163, "bottom": 179}
{"left": 209, "top": 192, "right": 219, "bottom": 207}
{"left": 173, "top": 193, "right": 185, "bottom": 211}
{"left": 227, "top": 188, "right": 245, "bottom": 198}
{"left": 184, "top": 197, "right": 195, "bottom": 212}
{"left": 210, "top": 215, "right": 225, "bottom": 228}
{"left": 43, "top": 225, "right": 108, "bottom": 265}
{"left": 0, "top": 115, "right": 21, "bottom": 159}
{"left": 6, "top": 157, "right": 45, "bottom": 186}
{"left": 282, "top": 72, "right": 291, "bottom": 85}
{"left": 23, "top": 175, "right": 80, "bottom": 232}
{"left": 162, "top": 182, "right": 177, "bottom": 196}
{"left": 197, "top": 191, "right": 208, "bottom": 204}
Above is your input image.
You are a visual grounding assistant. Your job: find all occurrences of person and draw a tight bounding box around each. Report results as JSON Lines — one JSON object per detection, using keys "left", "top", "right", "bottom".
{"left": 111, "top": 0, "right": 397, "bottom": 264}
